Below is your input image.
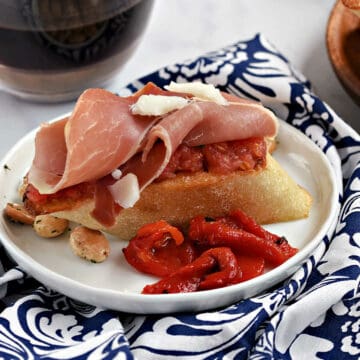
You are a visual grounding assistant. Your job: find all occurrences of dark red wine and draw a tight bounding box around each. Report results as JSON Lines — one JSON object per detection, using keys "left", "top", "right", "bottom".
{"left": 0, "top": 0, "right": 153, "bottom": 70}
{"left": 0, "top": 0, "right": 154, "bottom": 101}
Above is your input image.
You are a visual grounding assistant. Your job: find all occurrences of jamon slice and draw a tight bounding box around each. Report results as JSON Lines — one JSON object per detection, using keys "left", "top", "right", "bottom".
{"left": 28, "top": 89, "right": 157, "bottom": 194}
{"left": 121, "top": 99, "right": 278, "bottom": 190}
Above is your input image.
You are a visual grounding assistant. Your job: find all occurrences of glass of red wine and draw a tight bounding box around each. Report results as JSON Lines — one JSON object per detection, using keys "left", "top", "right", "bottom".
{"left": 0, "top": 0, "right": 154, "bottom": 102}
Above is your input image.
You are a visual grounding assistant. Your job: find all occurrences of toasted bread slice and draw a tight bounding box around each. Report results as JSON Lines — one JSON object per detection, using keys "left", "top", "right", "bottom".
{"left": 52, "top": 154, "right": 312, "bottom": 240}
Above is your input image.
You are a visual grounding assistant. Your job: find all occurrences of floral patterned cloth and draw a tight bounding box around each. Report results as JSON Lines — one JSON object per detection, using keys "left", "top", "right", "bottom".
{"left": 0, "top": 34, "right": 359, "bottom": 359}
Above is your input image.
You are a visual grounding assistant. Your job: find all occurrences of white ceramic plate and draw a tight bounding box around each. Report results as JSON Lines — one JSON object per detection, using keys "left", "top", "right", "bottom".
{"left": 0, "top": 119, "right": 338, "bottom": 314}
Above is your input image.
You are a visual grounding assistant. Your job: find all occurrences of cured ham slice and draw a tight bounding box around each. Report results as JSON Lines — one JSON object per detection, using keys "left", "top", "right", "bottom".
{"left": 29, "top": 117, "right": 68, "bottom": 190}
{"left": 28, "top": 88, "right": 156, "bottom": 194}
{"left": 183, "top": 101, "right": 278, "bottom": 146}
{"left": 122, "top": 100, "right": 277, "bottom": 190}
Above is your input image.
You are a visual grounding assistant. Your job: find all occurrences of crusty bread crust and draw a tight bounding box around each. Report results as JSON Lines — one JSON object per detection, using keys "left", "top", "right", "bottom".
{"left": 342, "top": 0, "right": 360, "bottom": 16}
{"left": 52, "top": 154, "right": 312, "bottom": 240}
{"left": 342, "top": 0, "right": 360, "bottom": 10}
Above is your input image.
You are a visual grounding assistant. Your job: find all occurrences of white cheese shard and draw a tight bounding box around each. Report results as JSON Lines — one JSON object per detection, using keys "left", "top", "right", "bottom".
{"left": 108, "top": 173, "right": 140, "bottom": 208}
{"left": 131, "top": 94, "right": 188, "bottom": 116}
{"left": 164, "top": 81, "right": 228, "bottom": 105}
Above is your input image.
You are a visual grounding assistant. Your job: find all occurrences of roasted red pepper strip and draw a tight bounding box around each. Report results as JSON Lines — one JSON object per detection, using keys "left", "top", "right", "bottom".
{"left": 229, "top": 209, "right": 278, "bottom": 242}
{"left": 123, "top": 221, "right": 196, "bottom": 277}
{"left": 188, "top": 215, "right": 296, "bottom": 266}
{"left": 199, "top": 247, "right": 242, "bottom": 290}
{"left": 229, "top": 209, "right": 298, "bottom": 259}
{"left": 136, "top": 220, "right": 184, "bottom": 245}
{"left": 142, "top": 247, "right": 241, "bottom": 294}
{"left": 236, "top": 255, "right": 265, "bottom": 282}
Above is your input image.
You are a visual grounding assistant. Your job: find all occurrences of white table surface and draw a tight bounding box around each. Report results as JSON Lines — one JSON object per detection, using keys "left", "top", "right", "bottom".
{"left": 0, "top": 0, "right": 359, "bottom": 160}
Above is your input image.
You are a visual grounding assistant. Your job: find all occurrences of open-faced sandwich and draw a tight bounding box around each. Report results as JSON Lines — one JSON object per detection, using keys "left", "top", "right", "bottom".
{"left": 17, "top": 81, "right": 313, "bottom": 241}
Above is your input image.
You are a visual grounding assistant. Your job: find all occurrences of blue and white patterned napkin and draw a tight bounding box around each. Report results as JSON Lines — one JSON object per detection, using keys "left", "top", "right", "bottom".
{"left": 0, "top": 34, "right": 359, "bottom": 360}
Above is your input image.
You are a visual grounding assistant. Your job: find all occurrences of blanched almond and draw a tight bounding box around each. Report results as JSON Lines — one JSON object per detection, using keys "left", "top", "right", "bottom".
{"left": 5, "top": 203, "right": 35, "bottom": 225}
{"left": 34, "top": 215, "right": 69, "bottom": 238}
{"left": 69, "top": 226, "right": 110, "bottom": 263}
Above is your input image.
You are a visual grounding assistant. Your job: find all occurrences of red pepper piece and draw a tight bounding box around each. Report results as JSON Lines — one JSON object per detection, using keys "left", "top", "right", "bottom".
{"left": 188, "top": 216, "right": 296, "bottom": 266}
{"left": 236, "top": 255, "right": 265, "bottom": 281}
{"left": 229, "top": 209, "right": 279, "bottom": 242}
{"left": 142, "top": 247, "right": 241, "bottom": 294}
{"left": 229, "top": 209, "right": 297, "bottom": 259}
{"left": 123, "top": 221, "right": 196, "bottom": 277}
{"left": 136, "top": 220, "right": 185, "bottom": 245}
{"left": 199, "top": 247, "right": 241, "bottom": 290}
